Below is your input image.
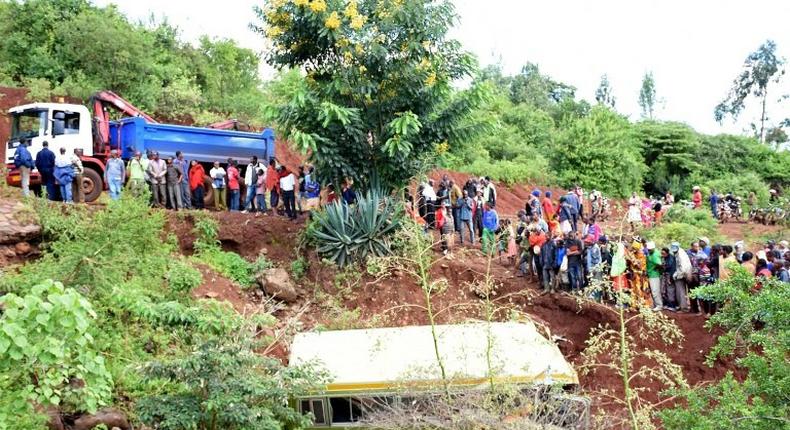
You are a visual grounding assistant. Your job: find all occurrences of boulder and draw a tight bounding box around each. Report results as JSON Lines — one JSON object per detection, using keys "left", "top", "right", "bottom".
{"left": 256, "top": 268, "right": 299, "bottom": 302}
{"left": 72, "top": 408, "right": 130, "bottom": 430}
{"left": 14, "top": 241, "right": 31, "bottom": 255}
{"left": 0, "top": 199, "right": 41, "bottom": 244}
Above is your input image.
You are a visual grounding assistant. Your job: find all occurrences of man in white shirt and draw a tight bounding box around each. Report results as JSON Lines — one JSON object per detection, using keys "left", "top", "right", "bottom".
{"left": 209, "top": 161, "right": 227, "bottom": 210}
{"left": 279, "top": 167, "right": 297, "bottom": 220}
{"left": 421, "top": 180, "right": 437, "bottom": 228}
{"left": 242, "top": 156, "right": 265, "bottom": 213}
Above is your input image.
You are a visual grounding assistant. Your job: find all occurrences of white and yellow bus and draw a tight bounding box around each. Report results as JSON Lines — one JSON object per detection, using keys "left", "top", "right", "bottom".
{"left": 289, "top": 321, "right": 588, "bottom": 429}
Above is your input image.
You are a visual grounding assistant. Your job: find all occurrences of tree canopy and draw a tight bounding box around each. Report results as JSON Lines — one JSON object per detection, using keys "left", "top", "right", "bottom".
{"left": 255, "top": 0, "right": 484, "bottom": 188}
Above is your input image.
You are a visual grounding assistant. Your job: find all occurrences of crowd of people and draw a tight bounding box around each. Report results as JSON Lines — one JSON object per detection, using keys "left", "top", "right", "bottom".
{"left": 14, "top": 142, "right": 361, "bottom": 220}
{"left": 405, "top": 175, "right": 789, "bottom": 314}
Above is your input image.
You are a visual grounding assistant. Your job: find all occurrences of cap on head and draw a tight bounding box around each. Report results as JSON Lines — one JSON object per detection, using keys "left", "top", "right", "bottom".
{"left": 693, "top": 186, "right": 700, "bottom": 191}
{"left": 698, "top": 236, "right": 709, "bottom": 245}
{"left": 598, "top": 235, "right": 608, "bottom": 244}
{"left": 670, "top": 242, "right": 680, "bottom": 252}
{"left": 545, "top": 191, "right": 552, "bottom": 197}
{"left": 531, "top": 189, "right": 540, "bottom": 197}
{"left": 780, "top": 240, "right": 789, "bottom": 247}
{"left": 110, "top": 149, "right": 118, "bottom": 156}
{"left": 646, "top": 241, "right": 656, "bottom": 250}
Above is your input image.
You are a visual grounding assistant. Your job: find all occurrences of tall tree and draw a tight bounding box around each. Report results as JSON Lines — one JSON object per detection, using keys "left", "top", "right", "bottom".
{"left": 714, "top": 40, "right": 787, "bottom": 144}
{"left": 255, "top": 0, "right": 485, "bottom": 188}
{"left": 595, "top": 74, "right": 616, "bottom": 109}
{"left": 638, "top": 71, "right": 657, "bottom": 119}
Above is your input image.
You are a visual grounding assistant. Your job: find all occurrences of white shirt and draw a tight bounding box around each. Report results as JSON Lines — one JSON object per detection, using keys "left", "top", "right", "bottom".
{"left": 421, "top": 184, "right": 437, "bottom": 201}
{"left": 55, "top": 154, "right": 72, "bottom": 168}
{"left": 279, "top": 173, "right": 296, "bottom": 191}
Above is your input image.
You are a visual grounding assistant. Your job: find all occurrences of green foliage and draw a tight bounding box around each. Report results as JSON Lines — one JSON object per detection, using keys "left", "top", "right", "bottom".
{"left": 644, "top": 206, "right": 719, "bottom": 247}
{"left": 637, "top": 121, "right": 700, "bottom": 196}
{"left": 704, "top": 172, "right": 771, "bottom": 207}
{"left": 290, "top": 256, "right": 308, "bottom": 281}
{"left": 550, "top": 106, "right": 645, "bottom": 197}
{"left": 137, "top": 338, "right": 326, "bottom": 430}
{"left": 660, "top": 269, "right": 790, "bottom": 429}
{"left": 257, "top": 0, "right": 483, "bottom": 188}
{"left": 0, "top": 280, "right": 112, "bottom": 426}
{"left": 638, "top": 71, "right": 657, "bottom": 119}
{"left": 196, "top": 248, "right": 255, "bottom": 287}
{"left": 165, "top": 260, "right": 203, "bottom": 293}
{"left": 458, "top": 153, "right": 550, "bottom": 186}
{"left": 0, "top": 0, "right": 268, "bottom": 121}
{"left": 594, "top": 74, "right": 616, "bottom": 109}
{"left": 310, "top": 191, "right": 404, "bottom": 267}
{"left": 252, "top": 254, "right": 276, "bottom": 274}
{"left": 191, "top": 213, "right": 255, "bottom": 287}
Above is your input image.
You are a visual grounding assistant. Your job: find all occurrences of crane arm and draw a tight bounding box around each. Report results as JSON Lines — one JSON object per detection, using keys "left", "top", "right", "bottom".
{"left": 90, "top": 90, "right": 157, "bottom": 155}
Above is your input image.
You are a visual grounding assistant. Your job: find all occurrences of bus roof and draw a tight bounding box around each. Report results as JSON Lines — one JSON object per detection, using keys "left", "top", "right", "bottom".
{"left": 289, "top": 321, "right": 578, "bottom": 393}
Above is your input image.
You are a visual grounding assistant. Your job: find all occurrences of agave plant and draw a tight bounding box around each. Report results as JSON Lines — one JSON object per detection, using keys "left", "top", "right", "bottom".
{"left": 311, "top": 191, "right": 403, "bottom": 267}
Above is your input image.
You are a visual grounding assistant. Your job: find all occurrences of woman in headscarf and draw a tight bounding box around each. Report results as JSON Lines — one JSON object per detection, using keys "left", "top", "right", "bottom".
{"left": 627, "top": 240, "right": 652, "bottom": 308}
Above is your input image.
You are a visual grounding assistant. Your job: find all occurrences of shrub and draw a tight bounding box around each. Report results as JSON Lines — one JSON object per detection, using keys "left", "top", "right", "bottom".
{"left": 252, "top": 255, "right": 275, "bottom": 274}
{"left": 0, "top": 280, "right": 112, "bottom": 426}
{"left": 165, "top": 260, "right": 202, "bottom": 293}
{"left": 703, "top": 172, "right": 771, "bottom": 207}
{"left": 458, "top": 153, "right": 551, "bottom": 186}
{"left": 663, "top": 205, "right": 718, "bottom": 231}
{"left": 290, "top": 256, "right": 308, "bottom": 281}
{"left": 196, "top": 249, "right": 255, "bottom": 287}
{"left": 310, "top": 191, "right": 404, "bottom": 267}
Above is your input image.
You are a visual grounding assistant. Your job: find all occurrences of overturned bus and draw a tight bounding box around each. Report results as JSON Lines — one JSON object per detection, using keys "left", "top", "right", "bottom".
{"left": 289, "top": 321, "right": 590, "bottom": 429}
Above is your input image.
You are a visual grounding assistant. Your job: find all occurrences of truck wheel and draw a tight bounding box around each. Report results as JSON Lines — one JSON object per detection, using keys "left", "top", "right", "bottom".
{"left": 82, "top": 168, "right": 103, "bottom": 203}
{"left": 202, "top": 177, "right": 215, "bottom": 208}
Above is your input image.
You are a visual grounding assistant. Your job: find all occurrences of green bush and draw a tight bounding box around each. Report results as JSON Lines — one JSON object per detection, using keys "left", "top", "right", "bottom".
{"left": 663, "top": 205, "right": 718, "bottom": 231}
{"left": 165, "top": 260, "right": 202, "bottom": 293}
{"left": 457, "top": 153, "right": 551, "bottom": 186}
{"left": 703, "top": 172, "right": 771, "bottom": 207}
{"left": 310, "top": 191, "right": 404, "bottom": 267}
{"left": 290, "top": 256, "right": 308, "bottom": 281}
{"left": 196, "top": 249, "right": 255, "bottom": 287}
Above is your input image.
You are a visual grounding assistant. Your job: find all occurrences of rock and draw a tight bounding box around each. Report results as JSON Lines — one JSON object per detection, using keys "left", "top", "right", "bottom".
{"left": 256, "top": 268, "right": 298, "bottom": 302}
{"left": 2, "top": 246, "right": 16, "bottom": 258}
{"left": 42, "top": 406, "right": 64, "bottom": 430}
{"left": 204, "top": 291, "right": 219, "bottom": 298}
{"left": 0, "top": 199, "right": 41, "bottom": 244}
{"left": 73, "top": 409, "right": 130, "bottom": 430}
{"left": 259, "top": 247, "right": 269, "bottom": 255}
{"left": 14, "top": 241, "right": 31, "bottom": 255}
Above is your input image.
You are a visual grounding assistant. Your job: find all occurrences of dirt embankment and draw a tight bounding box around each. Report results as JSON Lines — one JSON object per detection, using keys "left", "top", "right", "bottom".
{"left": 168, "top": 210, "right": 741, "bottom": 421}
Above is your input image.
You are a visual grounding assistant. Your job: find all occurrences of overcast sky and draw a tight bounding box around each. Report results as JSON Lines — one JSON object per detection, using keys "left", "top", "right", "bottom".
{"left": 96, "top": 0, "right": 790, "bottom": 135}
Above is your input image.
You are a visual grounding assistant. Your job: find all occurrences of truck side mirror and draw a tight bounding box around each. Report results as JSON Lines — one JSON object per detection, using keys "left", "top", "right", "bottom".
{"left": 52, "top": 112, "right": 66, "bottom": 136}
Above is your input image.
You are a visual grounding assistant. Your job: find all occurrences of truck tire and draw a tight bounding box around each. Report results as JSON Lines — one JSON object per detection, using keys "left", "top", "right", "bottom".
{"left": 82, "top": 167, "right": 103, "bottom": 203}
{"left": 202, "top": 177, "right": 215, "bottom": 208}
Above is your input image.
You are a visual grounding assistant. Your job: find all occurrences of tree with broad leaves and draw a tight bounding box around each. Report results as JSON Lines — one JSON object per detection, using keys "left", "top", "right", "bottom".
{"left": 714, "top": 40, "right": 787, "bottom": 144}
{"left": 253, "top": 0, "right": 486, "bottom": 189}
{"left": 595, "top": 74, "right": 616, "bottom": 109}
{"left": 638, "top": 71, "right": 657, "bottom": 119}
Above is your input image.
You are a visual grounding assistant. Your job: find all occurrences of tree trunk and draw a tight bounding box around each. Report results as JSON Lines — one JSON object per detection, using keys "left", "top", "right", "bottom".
{"left": 760, "top": 91, "right": 768, "bottom": 144}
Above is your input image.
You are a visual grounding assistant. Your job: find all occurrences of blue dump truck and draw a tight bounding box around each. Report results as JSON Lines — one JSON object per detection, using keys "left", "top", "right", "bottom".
{"left": 5, "top": 92, "right": 275, "bottom": 204}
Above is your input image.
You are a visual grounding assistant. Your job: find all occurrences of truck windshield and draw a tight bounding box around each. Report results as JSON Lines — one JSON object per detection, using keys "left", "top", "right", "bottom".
{"left": 10, "top": 109, "right": 47, "bottom": 142}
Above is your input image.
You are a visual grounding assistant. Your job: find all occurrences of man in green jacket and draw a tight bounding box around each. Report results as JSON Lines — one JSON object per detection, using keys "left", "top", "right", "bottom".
{"left": 646, "top": 241, "right": 663, "bottom": 311}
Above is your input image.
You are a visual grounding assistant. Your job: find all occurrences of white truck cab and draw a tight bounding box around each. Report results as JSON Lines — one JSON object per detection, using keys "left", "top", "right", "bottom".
{"left": 5, "top": 102, "right": 93, "bottom": 165}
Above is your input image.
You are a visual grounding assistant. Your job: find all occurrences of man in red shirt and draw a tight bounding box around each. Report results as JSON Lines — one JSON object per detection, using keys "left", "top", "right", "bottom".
{"left": 227, "top": 159, "right": 241, "bottom": 211}
{"left": 541, "top": 191, "right": 555, "bottom": 221}
{"left": 692, "top": 186, "right": 702, "bottom": 209}
{"left": 265, "top": 158, "right": 280, "bottom": 212}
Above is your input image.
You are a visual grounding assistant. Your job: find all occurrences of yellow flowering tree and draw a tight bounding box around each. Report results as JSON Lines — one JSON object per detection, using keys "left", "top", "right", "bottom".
{"left": 253, "top": 0, "right": 486, "bottom": 188}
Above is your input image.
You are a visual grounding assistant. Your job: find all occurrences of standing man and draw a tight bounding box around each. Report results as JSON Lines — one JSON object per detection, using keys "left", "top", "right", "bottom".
{"left": 227, "top": 159, "right": 241, "bottom": 211}
{"left": 457, "top": 189, "right": 474, "bottom": 244}
{"left": 243, "top": 156, "right": 264, "bottom": 213}
{"left": 481, "top": 202, "right": 499, "bottom": 256}
{"left": 302, "top": 166, "right": 320, "bottom": 212}
{"left": 422, "top": 180, "right": 438, "bottom": 228}
{"left": 70, "top": 149, "right": 84, "bottom": 203}
{"left": 13, "top": 141, "right": 34, "bottom": 197}
{"left": 165, "top": 157, "right": 183, "bottom": 210}
{"left": 34, "top": 141, "right": 56, "bottom": 200}
{"left": 565, "top": 231, "right": 584, "bottom": 291}
{"left": 209, "top": 161, "right": 227, "bottom": 210}
{"left": 449, "top": 179, "right": 462, "bottom": 234}
{"left": 189, "top": 160, "right": 206, "bottom": 210}
{"left": 266, "top": 158, "right": 280, "bottom": 212}
{"left": 541, "top": 191, "right": 555, "bottom": 222}
{"left": 174, "top": 151, "right": 191, "bottom": 209}
{"left": 54, "top": 147, "right": 75, "bottom": 203}
{"left": 528, "top": 190, "right": 542, "bottom": 220}
{"left": 279, "top": 166, "right": 297, "bottom": 220}
{"left": 564, "top": 189, "right": 580, "bottom": 232}
{"left": 104, "top": 150, "right": 125, "bottom": 201}
{"left": 692, "top": 186, "right": 702, "bottom": 209}
{"left": 646, "top": 241, "right": 663, "bottom": 311}
{"left": 709, "top": 189, "right": 719, "bottom": 219}
{"left": 670, "top": 242, "right": 692, "bottom": 312}
{"left": 483, "top": 177, "right": 497, "bottom": 208}
{"left": 146, "top": 151, "right": 167, "bottom": 207}
{"left": 127, "top": 151, "right": 147, "bottom": 197}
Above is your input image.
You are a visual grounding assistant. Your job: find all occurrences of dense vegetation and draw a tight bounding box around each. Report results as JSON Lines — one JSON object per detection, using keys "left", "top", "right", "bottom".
{"left": 0, "top": 196, "right": 323, "bottom": 428}
{"left": 0, "top": 0, "right": 270, "bottom": 124}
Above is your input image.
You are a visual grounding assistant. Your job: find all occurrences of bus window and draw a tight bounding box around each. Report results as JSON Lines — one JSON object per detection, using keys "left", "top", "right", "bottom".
{"left": 329, "top": 397, "right": 352, "bottom": 423}
{"left": 299, "top": 398, "right": 327, "bottom": 426}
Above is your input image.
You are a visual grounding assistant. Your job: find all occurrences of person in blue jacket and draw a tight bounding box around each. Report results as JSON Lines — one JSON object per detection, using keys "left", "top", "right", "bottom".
{"left": 540, "top": 236, "right": 557, "bottom": 293}
{"left": 13, "top": 141, "right": 34, "bottom": 197}
{"left": 34, "top": 141, "right": 57, "bottom": 200}
{"left": 54, "top": 147, "right": 76, "bottom": 203}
